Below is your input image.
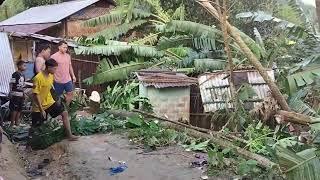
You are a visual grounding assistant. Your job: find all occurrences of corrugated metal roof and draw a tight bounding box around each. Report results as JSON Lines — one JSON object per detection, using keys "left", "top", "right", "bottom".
{"left": 9, "top": 32, "right": 78, "bottom": 47}
{"left": 0, "top": 23, "right": 60, "bottom": 34}
{"left": 0, "top": 0, "right": 101, "bottom": 26}
{"left": 199, "top": 69, "right": 275, "bottom": 112}
{"left": 137, "top": 70, "right": 198, "bottom": 88}
{"left": 70, "top": 6, "right": 111, "bottom": 20}
{"left": 0, "top": 32, "right": 15, "bottom": 96}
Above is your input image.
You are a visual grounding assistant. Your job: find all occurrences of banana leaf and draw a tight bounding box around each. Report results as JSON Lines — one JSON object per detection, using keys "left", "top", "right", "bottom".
{"left": 84, "top": 60, "right": 145, "bottom": 85}
{"left": 275, "top": 146, "right": 320, "bottom": 180}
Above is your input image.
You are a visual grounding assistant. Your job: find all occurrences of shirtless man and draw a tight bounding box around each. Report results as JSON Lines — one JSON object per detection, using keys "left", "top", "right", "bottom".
{"left": 34, "top": 44, "right": 51, "bottom": 74}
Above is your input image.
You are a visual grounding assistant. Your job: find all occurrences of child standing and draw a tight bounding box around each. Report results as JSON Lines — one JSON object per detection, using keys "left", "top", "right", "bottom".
{"left": 9, "top": 61, "right": 27, "bottom": 127}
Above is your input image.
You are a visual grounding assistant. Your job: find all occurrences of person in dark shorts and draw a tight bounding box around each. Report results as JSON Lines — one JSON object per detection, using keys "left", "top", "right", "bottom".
{"left": 31, "top": 58, "right": 78, "bottom": 141}
{"left": 9, "top": 60, "right": 27, "bottom": 127}
{"left": 51, "top": 41, "right": 76, "bottom": 105}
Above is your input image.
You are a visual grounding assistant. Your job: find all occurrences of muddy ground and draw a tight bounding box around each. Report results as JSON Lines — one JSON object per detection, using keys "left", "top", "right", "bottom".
{"left": 2, "top": 133, "right": 235, "bottom": 180}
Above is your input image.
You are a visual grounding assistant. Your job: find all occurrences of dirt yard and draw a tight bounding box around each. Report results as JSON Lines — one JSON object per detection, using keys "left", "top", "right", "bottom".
{"left": 0, "top": 136, "right": 27, "bottom": 180}
{"left": 2, "top": 133, "right": 221, "bottom": 180}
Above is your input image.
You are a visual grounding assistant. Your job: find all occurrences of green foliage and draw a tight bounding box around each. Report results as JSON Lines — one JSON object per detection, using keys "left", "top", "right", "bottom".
{"left": 287, "top": 66, "right": 320, "bottom": 95}
{"left": 244, "top": 122, "right": 273, "bottom": 156}
{"left": 182, "top": 140, "right": 210, "bottom": 152}
{"left": 24, "top": 0, "right": 60, "bottom": 8}
{"left": 132, "top": 33, "right": 160, "bottom": 45}
{"left": 100, "top": 81, "right": 152, "bottom": 111}
{"left": 84, "top": 8, "right": 152, "bottom": 27}
{"left": 275, "top": 146, "right": 320, "bottom": 180}
{"left": 237, "top": 159, "right": 260, "bottom": 176}
{"left": 208, "top": 149, "right": 225, "bottom": 169}
{"left": 75, "top": 37, "right": 164, "bottom": 62}
{"left": 194, "top": 59, "right": 226, "bottom": 72}
{"left": 127, "top": 117, "right": 184, "bottom": 148}
{"left": 29, "top": 119, "right": 65, "bottom": 150}
{"left": 0, "top": 0, "right": 25, "bottom": 20}
{"left": 29, "top": 113, "right": 127, "bottom": 149}
{"left": 238, "top": 83, "right": 258, "bottom": 101}
{"left": 92, "top": 20, "right": 148, "bottom": 39}
{"left": 83, "top": 59, "right": 145, "bottom": 85}
{"left": 70, "top": 112, "right": 127, "bottom": 136}
{"left": 288, "top": 89, "right": 317, "bottom": 116}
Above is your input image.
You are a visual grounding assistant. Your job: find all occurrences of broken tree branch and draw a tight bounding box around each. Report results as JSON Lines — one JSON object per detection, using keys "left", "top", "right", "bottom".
{"left": 132, "top": 109, "right": 247, "bottom": 144}
{"left": 131, "top": 109, "right": 279, "bottom": 169}
{"left": 168, "top": 123, "right": 278, "bottom": 169}
{"left": 196, "top": 0, "right": 290, "bottom": 111}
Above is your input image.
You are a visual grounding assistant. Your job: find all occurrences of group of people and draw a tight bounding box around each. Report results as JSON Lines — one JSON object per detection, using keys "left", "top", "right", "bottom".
{"left": 9, "top": 41, "right": 78, "bottom": 141}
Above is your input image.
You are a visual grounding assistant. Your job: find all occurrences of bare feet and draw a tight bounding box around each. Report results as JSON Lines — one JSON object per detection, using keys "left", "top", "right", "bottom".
{"left": 68, "top": 135, "right": 79, "bottom": 141}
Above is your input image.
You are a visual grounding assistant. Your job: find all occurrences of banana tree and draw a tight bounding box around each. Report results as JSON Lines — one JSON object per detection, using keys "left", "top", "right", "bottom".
{"left": 75, "top": 0, "right": 264, "bottom": 85}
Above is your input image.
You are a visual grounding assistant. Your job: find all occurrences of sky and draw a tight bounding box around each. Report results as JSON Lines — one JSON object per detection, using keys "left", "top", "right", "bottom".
{"left": 302, "top": 0, "right": 316, "bottom": 6}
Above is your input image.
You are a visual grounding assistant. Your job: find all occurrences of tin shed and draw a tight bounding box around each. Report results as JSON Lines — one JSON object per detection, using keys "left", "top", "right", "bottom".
{"left": 199, "top": 69, "right": 275, "bottom": 112}
{"left": 137, "top": 70, "right": 197, "bottom": 122}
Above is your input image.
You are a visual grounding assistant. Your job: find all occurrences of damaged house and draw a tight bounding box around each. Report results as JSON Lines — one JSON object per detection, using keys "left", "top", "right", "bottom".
{"left": 0, "top": 0, "right": 115, "bottom": 92}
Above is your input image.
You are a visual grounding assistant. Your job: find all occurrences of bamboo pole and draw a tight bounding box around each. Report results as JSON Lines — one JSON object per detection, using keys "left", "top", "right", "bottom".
{"left": 197, "top": 0, "right": 290, "bottom": 111}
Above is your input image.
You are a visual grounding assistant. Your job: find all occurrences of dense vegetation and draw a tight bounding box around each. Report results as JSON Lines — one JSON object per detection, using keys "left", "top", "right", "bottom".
{"left": 2, "top": 0, "right": 320, "bottom": 179}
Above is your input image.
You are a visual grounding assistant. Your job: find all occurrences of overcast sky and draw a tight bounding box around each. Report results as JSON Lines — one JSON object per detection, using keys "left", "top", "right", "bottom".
{"left": 303, "top": 0, "right": 316, "bottom": 6}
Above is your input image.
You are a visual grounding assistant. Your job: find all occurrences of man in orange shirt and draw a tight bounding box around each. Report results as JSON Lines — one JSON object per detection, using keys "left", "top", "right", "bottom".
{"left": 51, "top": 41, "right": 76, "bottom": 105}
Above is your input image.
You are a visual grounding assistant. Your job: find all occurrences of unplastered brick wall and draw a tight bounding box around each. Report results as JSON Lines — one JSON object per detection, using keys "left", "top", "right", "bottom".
{"left": 139, "top": 85, "right": 190, "bottom": 122}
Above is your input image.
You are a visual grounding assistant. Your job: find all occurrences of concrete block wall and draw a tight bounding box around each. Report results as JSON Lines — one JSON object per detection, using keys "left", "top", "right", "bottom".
{"left": 139, "top": 85, "right": 190, "bottom": 122}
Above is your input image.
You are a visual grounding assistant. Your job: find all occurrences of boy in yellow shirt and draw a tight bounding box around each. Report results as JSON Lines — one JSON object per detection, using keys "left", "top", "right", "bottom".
{"left": 32, "top": 58, "right": 78, "bottom": 141}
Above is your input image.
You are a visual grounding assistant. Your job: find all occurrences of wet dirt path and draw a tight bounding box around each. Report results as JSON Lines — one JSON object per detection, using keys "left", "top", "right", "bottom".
{"left": 16, "top": 134, "right": 204, "bottom": 180}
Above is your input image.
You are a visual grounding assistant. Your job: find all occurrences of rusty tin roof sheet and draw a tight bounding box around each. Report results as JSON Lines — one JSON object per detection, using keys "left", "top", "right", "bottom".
{"left": 198, "top": 69, "right": 275, "bottom": 112}
{"left": 137, "top": 70, "right": 198, "bottom": 88}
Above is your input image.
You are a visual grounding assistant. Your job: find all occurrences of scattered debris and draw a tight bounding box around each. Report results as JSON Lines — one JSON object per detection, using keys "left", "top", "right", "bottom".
{"left": 200, "top": 175, "right": 209, "bottom": 180}
{"left": 190, "top": 154, "right": 208, "bottom": 168}
{"left": 109, "top": 164, "right": 128, "bottom": 176}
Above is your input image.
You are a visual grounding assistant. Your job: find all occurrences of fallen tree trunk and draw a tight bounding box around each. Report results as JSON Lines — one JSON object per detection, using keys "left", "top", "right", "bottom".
{"left": 132, "top": 109, "right": 247, "bottom": 143}
{"left": 196, "top": 0, "right": 290, "bottom": 111}
{"left": 132, "top": 109, "right": 277, "bottom": 169}
{"left": 168, "top": 124, "right": 278, "bottom": 169}
{"left": 277, "top": 110, "right": 312, "bottom": 125}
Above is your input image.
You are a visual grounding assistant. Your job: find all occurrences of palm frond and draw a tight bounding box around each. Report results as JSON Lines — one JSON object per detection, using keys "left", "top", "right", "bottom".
{"left": 75, "top": 43, "right": 163, "bottom": 57}
{"left": 132, "top": 45, "right": 164, "bottom": 57}
{"left": 253, "top": 27, "right": 266, "bottom": 56}
{"left": 236, "top": 11, "right": 310, "bottom": 38}
{"left": 179, "top": 50, "right": 212, "bottom": 68}
{"left": 275, "top": 146, "right": 320, "bottom": 180}
{"left": 194, "top": 59, "right": 226, "bottom": 72}
{"left": 84, "top": 9, "right": 126, "bottom": 27}
{"left": 157, "top": 36, "right": 217, "bottom": 51}
{"left": 160, "top": 20, "right": 221, "bottom": 39}
{"left": 288, "top": 89, "right": 317, "bottom": 116}
{"left": 233, "top": 26, "right": 264, "bottom": 58}
{"left": 160, "top": 20, "right": 263, "bottom": 58}
{"left": 172, "top": 4, "right": 185, "bottom": 20}
{"left": 84, "top": 60, "right": 145, "bottom": 85}
{"left": 132, "top": 33, "right": 160, "bottom": 45}
{"left": 140, "top": 0, "right": 170, "bottom": 22}
{"left": 287, "top": 66, "right": 320, "bottom": 94}
{"left": 125, "top": 0, "right": 136, "bottom": 22}
{"left": 92, "top": 20, "right": 147, "bottom": 39}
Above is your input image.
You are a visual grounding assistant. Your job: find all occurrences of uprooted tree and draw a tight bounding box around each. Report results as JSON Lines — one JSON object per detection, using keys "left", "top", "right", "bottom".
{"left": 197, "top": 0, "right": 290, "bottom": 111}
